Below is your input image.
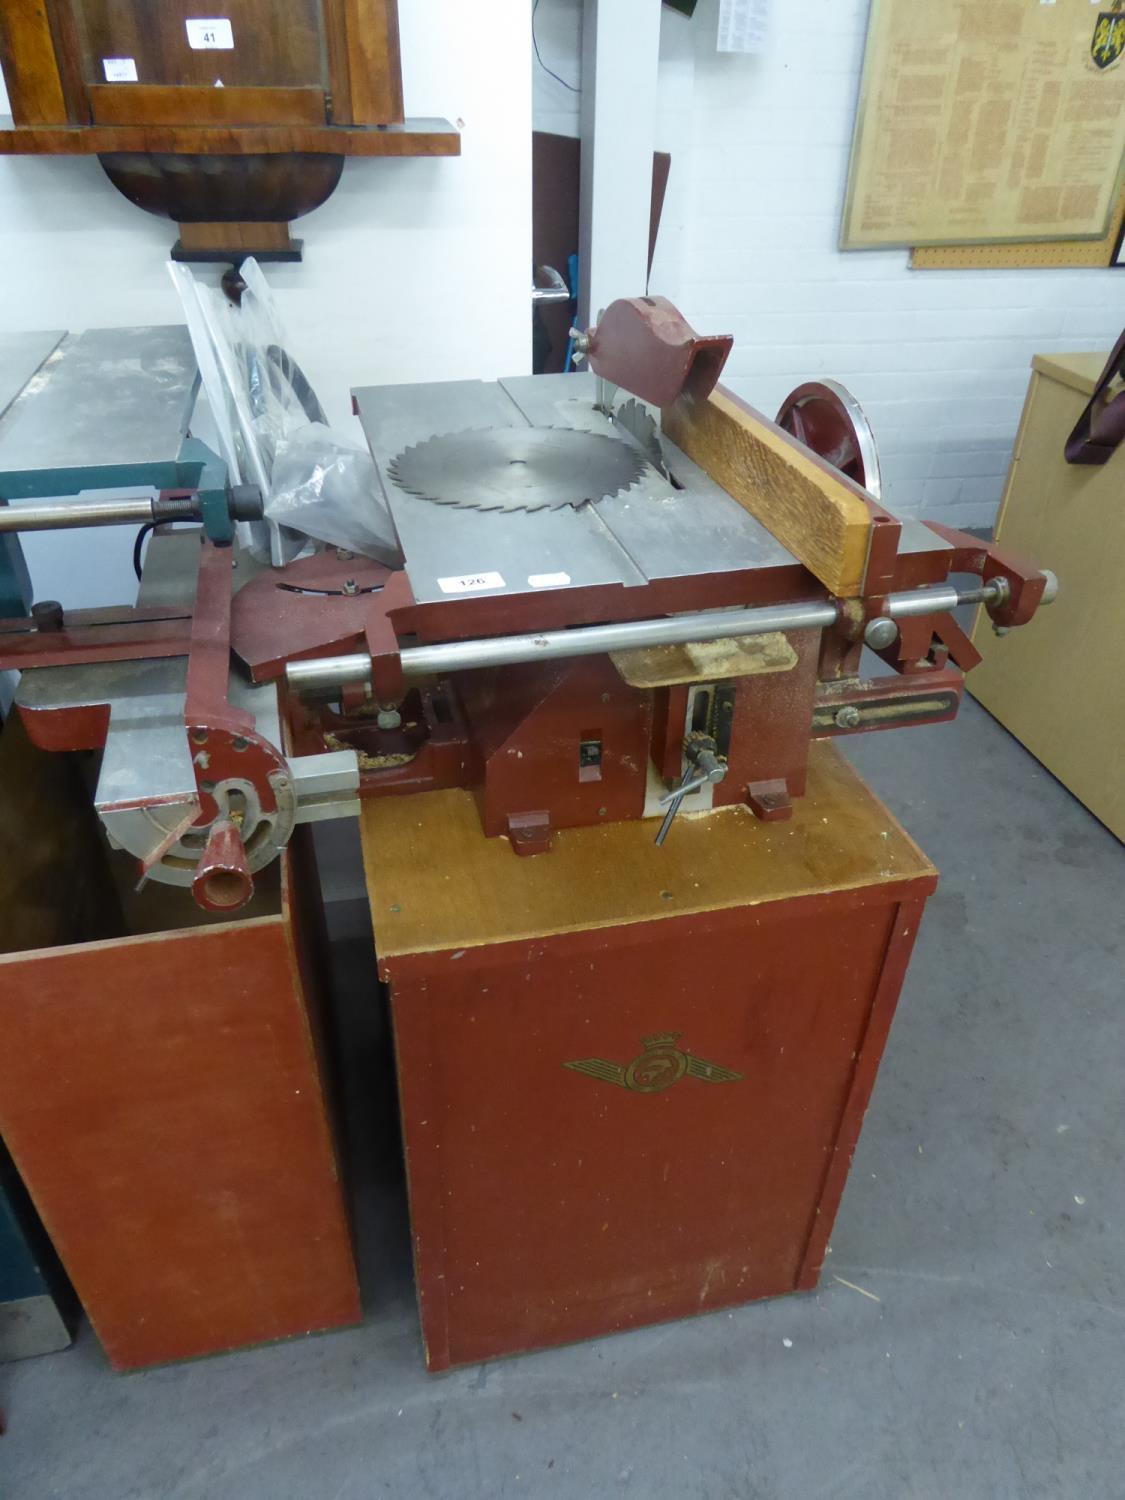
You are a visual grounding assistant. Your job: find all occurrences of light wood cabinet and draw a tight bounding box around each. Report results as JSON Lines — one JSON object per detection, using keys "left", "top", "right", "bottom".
{"left": 969, "top": 352, "right": 1124, "bottom": 841}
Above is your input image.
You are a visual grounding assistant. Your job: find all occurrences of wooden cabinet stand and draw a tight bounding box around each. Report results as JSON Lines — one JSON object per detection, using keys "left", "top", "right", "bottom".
{"left": 361, "top": 742, "right": 936, "bottom": 1371}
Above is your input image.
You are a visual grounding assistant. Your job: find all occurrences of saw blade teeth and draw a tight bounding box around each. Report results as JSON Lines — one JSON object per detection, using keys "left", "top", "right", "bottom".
{"left": 612, "top": 398, "right": 667, "bottom": 477}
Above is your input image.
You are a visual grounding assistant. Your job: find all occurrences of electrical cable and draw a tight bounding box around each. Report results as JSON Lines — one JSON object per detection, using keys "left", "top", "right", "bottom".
{"left": 133, "top": 519, "right": 195, "bottom": 581}
{"left": 133, "top": 522, "right": 155, "bottom": 581}
{"left": 532, "top": 0, "right": 580, "bottom": 93}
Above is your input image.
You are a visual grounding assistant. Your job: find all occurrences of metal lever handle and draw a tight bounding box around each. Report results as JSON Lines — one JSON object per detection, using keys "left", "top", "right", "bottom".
{"left": 532, "top": 265, "right": 571, "bottom": 304}
{"left": 654, "top": 740, "right": 727, "bottom": 847}
{"left": 657, "top": 769, "right": 713, "bottom": 806}
{"left": 654, "top": 767, "right": 696, "bottom": 848}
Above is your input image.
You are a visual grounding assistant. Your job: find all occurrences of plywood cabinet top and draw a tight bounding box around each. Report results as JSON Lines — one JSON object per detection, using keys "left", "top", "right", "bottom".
{"left": 1031, "top": 352, "right": 1113, "bottom": 399}
{"left": 361, "top": 743, "right": 936, "bottom": 960}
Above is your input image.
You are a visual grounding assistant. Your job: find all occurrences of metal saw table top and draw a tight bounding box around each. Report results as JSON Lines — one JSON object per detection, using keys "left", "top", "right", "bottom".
{"left": 0, "top": 331, "right": 66, "bottom": 424}
{"left": 353, "top": 372, "right": 948, "bottom": 608}
{"left": 0, "top": 326, "right": 198, "bottom": 500}
{"left": 355, "top": 372, "right": 796, "bottom": 604}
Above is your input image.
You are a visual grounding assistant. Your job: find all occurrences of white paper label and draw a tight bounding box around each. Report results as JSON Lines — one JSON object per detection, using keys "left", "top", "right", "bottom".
{"left": 103, "top": 57, "right": 138, "bottom": 82}
{"left": 186, "top": 18, "right": 234, "bottom": 49}
{"left": 717, "top": 0, "right": 767, "bottom": 53}
{"left": 527, "top": 572, "right": 571, "bottom": 589}
{"left": 437, "top": 571, "right": 506, "bottom": 595}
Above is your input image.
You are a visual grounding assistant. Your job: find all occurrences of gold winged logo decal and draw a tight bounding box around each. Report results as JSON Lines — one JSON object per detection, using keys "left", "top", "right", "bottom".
{"left": 564, "top": 1032, "right": 742, "bottom": 1094}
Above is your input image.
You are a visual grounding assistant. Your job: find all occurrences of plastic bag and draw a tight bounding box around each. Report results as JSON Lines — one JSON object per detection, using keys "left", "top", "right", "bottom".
{"left": 268, "top": 423, "right": 401, "bottom": 559}
{"left": 168, "top": 259, "right": 400, "bottom": 567}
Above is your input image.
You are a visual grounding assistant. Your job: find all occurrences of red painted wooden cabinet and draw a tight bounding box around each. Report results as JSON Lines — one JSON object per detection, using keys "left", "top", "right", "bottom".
{"left": 0, "top": 717, "right": 359, "bottom": 1370}
{"left": 362, "top": 743, "right": 936, "bottom": 1371}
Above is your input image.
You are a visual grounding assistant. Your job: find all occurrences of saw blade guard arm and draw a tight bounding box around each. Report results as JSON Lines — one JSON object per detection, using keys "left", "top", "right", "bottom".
{"left": 579, "top": 296, "right": 734, "bottom": 409}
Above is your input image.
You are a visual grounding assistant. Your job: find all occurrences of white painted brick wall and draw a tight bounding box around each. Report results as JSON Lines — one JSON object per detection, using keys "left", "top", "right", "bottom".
{"left": 651, "top": 0, "right": 1125, "bottom": 527}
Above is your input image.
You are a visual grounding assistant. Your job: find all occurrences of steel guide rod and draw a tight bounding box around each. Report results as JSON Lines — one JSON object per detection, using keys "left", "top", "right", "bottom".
{"left": 0, "top": 491, "right": 264, "bottom": 533}
{"left": 0, "top": 497, "right": 163, "bottom": 533}
{"left": 285, "top": 580, "right": 1015, "bottom": 694}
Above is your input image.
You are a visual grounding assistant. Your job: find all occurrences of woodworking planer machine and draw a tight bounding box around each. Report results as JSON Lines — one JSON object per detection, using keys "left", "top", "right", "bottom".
{"left": 0, "top": 298, "right": 1056, "bottom": 907}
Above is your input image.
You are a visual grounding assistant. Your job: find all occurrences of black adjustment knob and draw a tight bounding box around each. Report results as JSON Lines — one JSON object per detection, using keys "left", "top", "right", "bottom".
{"left": 31, "top": 600, "right": 64, "bottom": 633}
{"left": 228, "top": 485, "right": 265, "bottom": 522}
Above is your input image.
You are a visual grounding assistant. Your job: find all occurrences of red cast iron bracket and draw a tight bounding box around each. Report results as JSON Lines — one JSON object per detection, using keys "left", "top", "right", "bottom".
{"left": 182, "top": 541, "right": 289, "bottom": 907}
{"left": 364, "top": 570, "right": 417, "bottom": 706}
{"left": 858, "top": 522, "right": 1049, "bottom": 678}
{"left": 924, "top": 522, "right": 1048, "bottom": 628}
{"left": 232, "top": 552, "right": 392, "bottom": 683}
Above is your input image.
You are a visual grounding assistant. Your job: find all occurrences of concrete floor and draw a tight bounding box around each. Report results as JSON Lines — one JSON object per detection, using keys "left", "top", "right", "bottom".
{"left": 2, "top": 698, "right": 1122, "bottom": 1499}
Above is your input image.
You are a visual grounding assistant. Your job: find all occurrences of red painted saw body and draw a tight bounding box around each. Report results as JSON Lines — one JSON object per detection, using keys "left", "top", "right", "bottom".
{"left": 0, "top": 296, "right": 1055, "bottom": 893}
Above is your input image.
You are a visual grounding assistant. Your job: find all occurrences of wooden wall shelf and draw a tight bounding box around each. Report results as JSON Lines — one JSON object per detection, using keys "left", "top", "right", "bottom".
{"left": 0, "top": 0, "right": 460, "bottom": 261}
{"left": 0, "top": 115, "right": 461, "bottom": 157}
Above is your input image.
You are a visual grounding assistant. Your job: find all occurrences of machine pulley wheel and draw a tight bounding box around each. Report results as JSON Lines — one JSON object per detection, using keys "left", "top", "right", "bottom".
{"left": 775, "top": 380, "right": 883, "bottom": 501}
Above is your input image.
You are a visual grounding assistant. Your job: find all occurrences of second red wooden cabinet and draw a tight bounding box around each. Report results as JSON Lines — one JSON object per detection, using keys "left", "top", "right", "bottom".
{"left": 0, "top": 717, "right": 360, "bottom": 1371}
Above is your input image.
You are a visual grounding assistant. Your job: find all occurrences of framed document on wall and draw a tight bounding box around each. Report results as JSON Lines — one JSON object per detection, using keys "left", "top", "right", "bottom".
{"left": 841, "top": 0, "right": 1125, "bottom": 249}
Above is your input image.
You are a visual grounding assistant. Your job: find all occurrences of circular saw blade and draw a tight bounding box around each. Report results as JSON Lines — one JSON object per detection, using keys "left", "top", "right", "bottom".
{"left": 612, "top": 397, "right": 669, "bottom": 477}
{"left": 386, "top": 426, "right": 647, "bottom": 513}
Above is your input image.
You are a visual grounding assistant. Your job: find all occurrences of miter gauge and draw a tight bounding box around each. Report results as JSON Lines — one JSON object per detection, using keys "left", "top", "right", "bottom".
{"left": 386, "top": 425, "right": 648, "bottom": 513}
